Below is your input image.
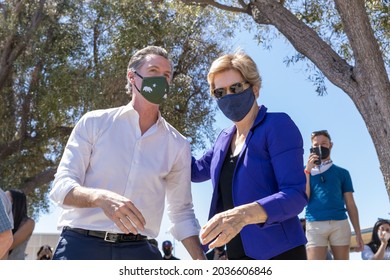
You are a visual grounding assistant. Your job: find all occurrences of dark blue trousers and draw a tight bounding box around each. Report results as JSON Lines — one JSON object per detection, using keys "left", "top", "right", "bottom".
{"left": 52, "top": 228, "right": 163, "bottom": 260}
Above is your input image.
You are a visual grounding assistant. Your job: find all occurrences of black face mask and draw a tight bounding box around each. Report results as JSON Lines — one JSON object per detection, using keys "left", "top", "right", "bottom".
{"left": 319, "top": 146, "right": 330, "bottom": 159}
{"left": 163, "top": 248, "right": 172, "bottom": 255}
{"left": 310, "top": 146, "right": 330, "bottom": 160}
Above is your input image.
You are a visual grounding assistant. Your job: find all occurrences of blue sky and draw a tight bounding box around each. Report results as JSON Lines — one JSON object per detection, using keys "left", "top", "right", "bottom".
{"left": 34, "top": 29, "right": 390, "bottom": 260}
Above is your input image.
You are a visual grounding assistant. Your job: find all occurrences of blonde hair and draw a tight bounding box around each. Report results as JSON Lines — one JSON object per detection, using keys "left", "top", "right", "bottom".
{"left": 207, "top": 51, "right": 262, "bottom": 96}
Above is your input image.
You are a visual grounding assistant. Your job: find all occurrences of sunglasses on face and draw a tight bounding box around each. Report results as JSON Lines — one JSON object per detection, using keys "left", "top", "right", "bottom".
{"left": 311, "top": 130, "right": 331, "bottom": 140}
{"left": 213, "top": 81, "right": 249, "bottom": 99}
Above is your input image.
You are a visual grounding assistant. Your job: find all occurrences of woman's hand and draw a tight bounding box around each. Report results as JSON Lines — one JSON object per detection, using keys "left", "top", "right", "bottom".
{"left": 200, "top": 208, "right": 246, "bottom": 249}
{"left": 378, "top": 226, "right": 390, "bottom": 244}
{"left": 200, "top": 202, "right": 267, "bottom": 249}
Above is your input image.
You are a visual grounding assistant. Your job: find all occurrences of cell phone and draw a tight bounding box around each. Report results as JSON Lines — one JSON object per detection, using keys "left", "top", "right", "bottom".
{"left": 310, "top": 146, "right": 322, "bottom": 165}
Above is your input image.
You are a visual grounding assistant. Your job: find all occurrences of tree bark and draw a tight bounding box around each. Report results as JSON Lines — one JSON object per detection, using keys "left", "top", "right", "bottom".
{"left": 183, "top": 0, "right": 390, "bottom": 200}
{"left": 0, "top": 0, "right": 45, "bottom": 92}
{"left": 22, "top": 168, "right": 56, "bottom": 195}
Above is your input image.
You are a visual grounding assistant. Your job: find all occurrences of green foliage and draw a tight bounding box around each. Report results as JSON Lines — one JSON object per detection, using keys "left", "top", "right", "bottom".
{"left": 0, "top": 0, "right": 234, "bottom": 218}
{"left": 271, "top": 0, "right": 389, "bottom": 95}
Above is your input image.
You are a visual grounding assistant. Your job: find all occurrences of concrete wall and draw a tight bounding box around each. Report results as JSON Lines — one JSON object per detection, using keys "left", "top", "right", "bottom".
{"left": 25, "top": 233, "right": 60, "bottom": 260}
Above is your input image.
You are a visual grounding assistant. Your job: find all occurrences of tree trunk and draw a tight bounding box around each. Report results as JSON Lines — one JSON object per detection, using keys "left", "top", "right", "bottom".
{"left": 334, "top": 0, "right": 390, "bottom": 201}
{"left": 0, "top": 1, "right": 45, "bottom": 92}
{"left": 185, "top": 0, "right": 390, "bottom": 200}
{"left": 251, "top": 0, "right": 390, "bottom": 200}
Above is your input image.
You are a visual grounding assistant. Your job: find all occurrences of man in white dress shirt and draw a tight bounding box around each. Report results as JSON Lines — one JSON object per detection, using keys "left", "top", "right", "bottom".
{"left": 50, "top": 46, "right": 206, "bottom": 260}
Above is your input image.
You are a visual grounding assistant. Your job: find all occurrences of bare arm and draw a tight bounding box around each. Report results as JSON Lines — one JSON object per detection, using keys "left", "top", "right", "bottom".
{"left": 200, "top": 202, "right": 267, "bottom": 249}
{"left": 9, "top": 218, "right": 35, "bottom": 250}
{"left": 63, "top": 186, "right": 146, "bottom": 234}
{"left": 304, "top": 152, "right": 319, "bottom": 198}
{"left": 0, "top": 229, "right": 13, "bottom": 259}
{"left": 181, "top": 235, "right": 207, "bottom": 260}
{"left": 371, "top": 242, "right": 388, "bottom": 260}
{"left": 305, "top": 172, "right": 311, "bottom": 198}
{"left": 344, "top": 192, "right": 364, "bottom": 252}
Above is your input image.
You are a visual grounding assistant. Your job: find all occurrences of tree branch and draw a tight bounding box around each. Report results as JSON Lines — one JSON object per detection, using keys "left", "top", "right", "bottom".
{"left": 249, "top": 0, "right": 359, "bottom": 93}
{"left": 0, "top": 0, "right": 46, "bottom": 91}
{"left": 22, "top": 168, "right": 57, "bottom": 195}
{"left": 0, "top": 125, "right": 73, "bottom": 161}
{"left": 334, "top": 0, "right": 390, "bottom": 92}
{"left": 180, "top": 0, "right": 251, "bottom": 14}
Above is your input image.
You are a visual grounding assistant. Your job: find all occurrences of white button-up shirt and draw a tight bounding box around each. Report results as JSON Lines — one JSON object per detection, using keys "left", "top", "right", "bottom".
{"left": 50, "top": 103, "right": 200, "bottom": 240}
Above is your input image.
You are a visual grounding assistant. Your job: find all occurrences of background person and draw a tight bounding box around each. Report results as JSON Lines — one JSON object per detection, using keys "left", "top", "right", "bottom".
{"left": 0, "top": 188, "right": 13, "bottom": 228}
{"left": 0, "top": 188, "right": 13, "bottom": 260}
{"left": 49, "top": 46, "right": 205, "bottom": 260}
{"left": 162, "top": 240, "right": 180, "bottom": 260}
{"left": 192, "top": 51, "right": 307, "bottom": 260}
{"left": 37, "top": 244, "right": 53, "bottom": 260}
{"left": 300, "top": 217, "right": 333, "bottom": 260}
{"left": 6, "top": 189, "right": 35, "bottom": 260}
{"left": 362, "top": 218, "right": 390, "bottom": 260}
{"left": 304, "top": 130, "right": 364, "bottom": 260}
{"left": 0, "top": 199, "right": 13, "bottom": 259}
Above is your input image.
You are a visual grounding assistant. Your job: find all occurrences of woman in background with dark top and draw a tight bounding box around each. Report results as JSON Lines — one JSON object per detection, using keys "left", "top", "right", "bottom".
{"left": 6, "top": 189, "right": 35, "bottom": 260}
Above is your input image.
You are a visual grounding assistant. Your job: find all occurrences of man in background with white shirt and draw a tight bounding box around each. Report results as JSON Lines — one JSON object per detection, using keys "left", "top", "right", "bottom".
{"left": 50, "top": 46, "right": 205, "bottom": 260}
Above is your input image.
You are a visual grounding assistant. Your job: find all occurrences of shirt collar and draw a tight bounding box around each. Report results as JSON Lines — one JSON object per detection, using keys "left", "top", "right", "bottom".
{"left": 119, "top": 102, "right": 163, "bottom": 126}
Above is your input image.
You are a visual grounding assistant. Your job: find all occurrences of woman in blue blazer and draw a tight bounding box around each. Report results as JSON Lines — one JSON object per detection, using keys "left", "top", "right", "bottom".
{"left": 192, "top": 51, "right": 308, "bottom": 260}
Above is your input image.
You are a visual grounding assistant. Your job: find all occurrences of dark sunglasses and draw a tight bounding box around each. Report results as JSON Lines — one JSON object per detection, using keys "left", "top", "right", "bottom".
{"left": 311, "top": 130, "right": 331, "bottom": 140}
{"left": 213, "top": 81, "right": 249, "bottom": 99}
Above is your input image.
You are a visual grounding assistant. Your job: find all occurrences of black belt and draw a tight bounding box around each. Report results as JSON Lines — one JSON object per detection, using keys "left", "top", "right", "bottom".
{"left": 63, "top": 226, "right": 148, "bottom": 243}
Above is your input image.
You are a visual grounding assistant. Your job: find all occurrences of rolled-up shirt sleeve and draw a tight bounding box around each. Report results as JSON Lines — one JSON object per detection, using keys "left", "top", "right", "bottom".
{"left": 49, "top": 113, "right": 95, "bottom": 207}
{"left": 166, "top": 141, "right": 200, "bottom": 241}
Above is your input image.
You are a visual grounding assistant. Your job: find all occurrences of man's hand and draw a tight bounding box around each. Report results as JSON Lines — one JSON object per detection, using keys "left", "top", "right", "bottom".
{"left": 64, "top": 187, "right": 146, "bottom": 234}
{"left": 97, "top": 190, "right": 146, "bottom": 234}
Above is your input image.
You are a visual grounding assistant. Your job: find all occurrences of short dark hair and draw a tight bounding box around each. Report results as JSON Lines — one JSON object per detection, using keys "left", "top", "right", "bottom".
{"left": 311, "top": 130, "right": 331, "bottom": 141}
{"left": 126, "top": 46, "right": 171, "bottom": 94}
{"left": 162, "top": 240, "right": 172, "bottom": 248}
{"left": 127, "top": 46, "right": 170, "bottom": 72}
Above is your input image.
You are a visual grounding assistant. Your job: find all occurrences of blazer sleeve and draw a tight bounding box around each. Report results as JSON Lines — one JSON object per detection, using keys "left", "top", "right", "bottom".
{"left": 256, "top": 113, "right": 308, "bottom": 225}
{"left": 191, "top": 148, "right": 213, "bottom": 183}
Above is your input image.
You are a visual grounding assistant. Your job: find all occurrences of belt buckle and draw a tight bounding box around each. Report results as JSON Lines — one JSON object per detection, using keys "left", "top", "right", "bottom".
{"left": 104, "top": 232, "right": 117, "bottom": 243}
